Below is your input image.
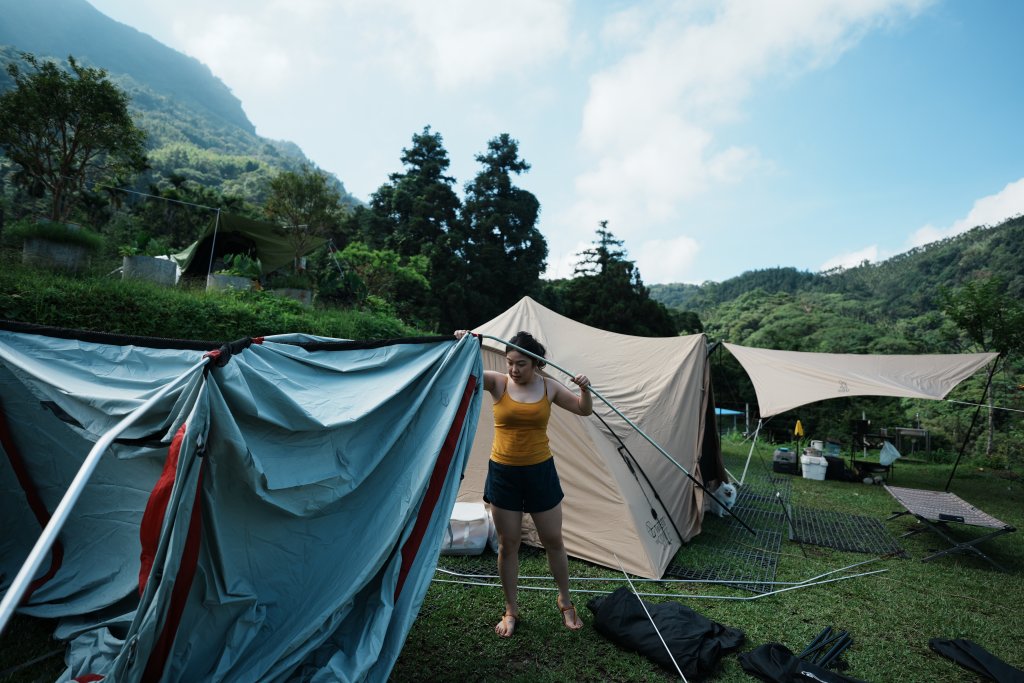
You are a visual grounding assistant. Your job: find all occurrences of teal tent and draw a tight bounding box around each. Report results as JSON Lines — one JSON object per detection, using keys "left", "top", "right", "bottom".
{"left": 0, "top": 321, "right": 481, "bottom": 681}
{"left": 172, "top": 212, "right": 327, "bottom": 277}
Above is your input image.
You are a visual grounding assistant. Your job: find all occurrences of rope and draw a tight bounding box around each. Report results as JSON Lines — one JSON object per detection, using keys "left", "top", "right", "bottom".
{"left": 614, "top": 553, "right": 688, "bottom": 681}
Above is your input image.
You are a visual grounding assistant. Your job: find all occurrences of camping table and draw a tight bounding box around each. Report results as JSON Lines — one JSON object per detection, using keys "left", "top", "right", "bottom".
{"left": 884, "top": 485, "right": 1016, "bottom": 571}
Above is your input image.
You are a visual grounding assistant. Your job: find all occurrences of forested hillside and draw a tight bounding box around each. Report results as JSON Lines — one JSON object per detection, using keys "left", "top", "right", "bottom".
{"left": 651, "top": 215, "right": 1024, "bottom": 350}
{"left": 0, "top": 0, "right": 357, "bottom": 206}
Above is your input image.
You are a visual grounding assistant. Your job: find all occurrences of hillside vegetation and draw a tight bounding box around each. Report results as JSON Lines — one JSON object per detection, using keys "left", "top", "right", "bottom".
{"left": 0, "top": 0, "right": 358, "bottom": 207}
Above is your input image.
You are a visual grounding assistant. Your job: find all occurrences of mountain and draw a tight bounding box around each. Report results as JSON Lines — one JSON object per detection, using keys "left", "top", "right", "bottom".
{"left": 652, "top": 216, "right": 1024, "bottom": 318}
{"left": 0, "top": 0, "right": 358, "bottom": 206}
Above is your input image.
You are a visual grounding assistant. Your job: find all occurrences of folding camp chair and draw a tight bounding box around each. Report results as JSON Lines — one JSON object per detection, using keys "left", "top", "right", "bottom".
{"left": 884, "top": 485, "right": 1016, "bottom": 572}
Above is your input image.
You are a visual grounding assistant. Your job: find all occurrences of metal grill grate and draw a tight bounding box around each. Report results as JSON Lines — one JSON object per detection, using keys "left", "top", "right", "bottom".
{"left": 789, "top": 505, "right": 907, "bottom": 557}
{"left": 663, "top": 472, "right": 791, "bottom": 592}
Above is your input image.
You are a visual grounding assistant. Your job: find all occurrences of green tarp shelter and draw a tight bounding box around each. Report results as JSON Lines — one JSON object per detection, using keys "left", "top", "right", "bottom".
{"left": 172, "top": 212, "right": 327, "bottom": 277}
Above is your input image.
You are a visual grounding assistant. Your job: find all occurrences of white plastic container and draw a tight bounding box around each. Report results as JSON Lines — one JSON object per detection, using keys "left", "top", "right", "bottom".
{"left": 440, "top": 502, "right": 493, "bottom": 555}
{"left": 800, "top": 454, "right": 827, "bottom": 481}
{"left": 810, "top": 439, "right": 825, "bottom": 452}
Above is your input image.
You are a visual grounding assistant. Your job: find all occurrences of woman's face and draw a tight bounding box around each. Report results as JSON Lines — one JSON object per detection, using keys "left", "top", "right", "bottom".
{"left": 505, "top": 350, "right": 536, "bottom": 384}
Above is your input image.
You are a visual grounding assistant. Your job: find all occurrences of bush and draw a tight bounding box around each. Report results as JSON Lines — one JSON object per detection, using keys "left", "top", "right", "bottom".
{"left": 6, "top": 218, "right": 105, "bottom": 252}
{"left": 0, "top": 249, "right": 419, "bottom": 341}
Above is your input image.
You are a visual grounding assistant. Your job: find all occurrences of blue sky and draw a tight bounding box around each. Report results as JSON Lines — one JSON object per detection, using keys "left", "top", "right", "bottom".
{"left": 87, "top": 0, "right": 1024, "bottom": 285}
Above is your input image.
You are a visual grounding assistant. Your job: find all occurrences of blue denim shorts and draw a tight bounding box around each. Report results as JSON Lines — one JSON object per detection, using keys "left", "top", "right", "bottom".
{"left": 484, "top": 457, "right": 564, "bottom": 513}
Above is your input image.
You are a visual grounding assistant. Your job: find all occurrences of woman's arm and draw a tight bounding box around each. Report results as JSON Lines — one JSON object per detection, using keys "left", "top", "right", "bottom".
{"left": 551, "top": 374, "right": 593, "bottom": 416}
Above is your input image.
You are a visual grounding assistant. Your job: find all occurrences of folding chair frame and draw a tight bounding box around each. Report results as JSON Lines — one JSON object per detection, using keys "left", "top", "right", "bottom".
{"left": 884, "top": 485, "right": 1016, "bottom": 573}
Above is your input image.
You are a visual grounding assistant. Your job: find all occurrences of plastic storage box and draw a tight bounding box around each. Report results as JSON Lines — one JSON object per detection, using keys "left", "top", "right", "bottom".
{"left": 800, "top": 454, "right": 827, "bottom": 481}
{"left": 772, "top": 448, "right": 798, "bottom": 474}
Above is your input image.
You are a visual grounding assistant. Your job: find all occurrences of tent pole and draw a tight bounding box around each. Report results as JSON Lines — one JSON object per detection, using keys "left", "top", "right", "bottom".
{"left": 475, "top": 334, "right": 756, "bottom": 535}
{"left": 944, "top": 356, "right": 1000, "bottom": 492}
{"left": 739, "top": 419, "right": 763, "bottom": 486}
{"left": 204, "top": 208, "right": 222, "bottom": 279}
{"left": 0, "top": 359, "right": 209, "bottom": 636}
{"left": 434, "top": 568, "right": 887, "bottom": 602}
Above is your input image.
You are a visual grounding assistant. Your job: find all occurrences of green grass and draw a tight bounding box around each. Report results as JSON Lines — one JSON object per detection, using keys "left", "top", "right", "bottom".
{"left": 3, "top": 440, "right": 1022, "bottom": 682}
{"left": 389, "top": 444, "right": 1024, "bottom": 682}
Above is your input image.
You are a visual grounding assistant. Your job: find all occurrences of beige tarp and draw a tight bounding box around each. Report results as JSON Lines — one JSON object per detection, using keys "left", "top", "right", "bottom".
{"left": 724, "top": 343, "right": 997, "bottom": 417}
{"left": 457, "top": 297, "right": 719, "bottom": 579}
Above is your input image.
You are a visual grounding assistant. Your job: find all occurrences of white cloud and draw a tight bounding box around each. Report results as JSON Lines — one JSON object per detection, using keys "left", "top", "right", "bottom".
{"left": 563, "top": 0, "right": 929, "bottom": 272}
{"left": 819, "top": 245, "right": 879, "bottom": 272}
{"left": 634, "top": 235, "right": 702, "bottom": 284}
{"left": 909, "top": 177, "right": 1024, "bottom": 247}
{"left": 158, "top": 0, "right": 571, "bottom": 96}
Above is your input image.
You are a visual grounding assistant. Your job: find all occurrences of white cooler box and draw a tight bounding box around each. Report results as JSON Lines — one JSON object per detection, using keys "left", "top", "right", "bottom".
{"left": 800, "top": 454, "right": 827, "bottom": 481}
{"left": 440, "top": 502, "right": 496, "bottom": 556}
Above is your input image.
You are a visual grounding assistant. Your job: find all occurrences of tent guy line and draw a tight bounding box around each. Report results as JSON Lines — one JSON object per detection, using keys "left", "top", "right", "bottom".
{"left": 436, "top": 556, "right": 885, "bottom": 587}
{"left": 432, "top": 568, "right": 888, "bottom": 602}
{"left": 475, "top": 332, "right": 755, "bottom": 535}
{"left": 614, "top": 552, "right": 688, "bottom": 682}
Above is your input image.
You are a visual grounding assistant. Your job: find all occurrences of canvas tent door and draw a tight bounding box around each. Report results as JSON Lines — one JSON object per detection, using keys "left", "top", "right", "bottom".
{"left": 456, "top": 297, "right": 720, "bottom": 579}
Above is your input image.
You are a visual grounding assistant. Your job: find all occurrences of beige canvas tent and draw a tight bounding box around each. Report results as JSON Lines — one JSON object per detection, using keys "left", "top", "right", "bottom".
{"left": 456, "top": 297, "right": 724, "bottom": 579}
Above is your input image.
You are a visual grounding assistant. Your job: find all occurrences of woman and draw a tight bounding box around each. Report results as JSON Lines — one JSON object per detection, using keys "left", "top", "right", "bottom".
{"left": 454, "top": 329, "right": 592, "bottom": 637}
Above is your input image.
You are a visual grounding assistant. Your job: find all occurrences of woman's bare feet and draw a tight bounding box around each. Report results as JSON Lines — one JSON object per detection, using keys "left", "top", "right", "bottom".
{"left": 495, "top": 611, "right": 518, "bottom": 637}
{"left": 558, "top": 598, "right": 583, "bottom": 630}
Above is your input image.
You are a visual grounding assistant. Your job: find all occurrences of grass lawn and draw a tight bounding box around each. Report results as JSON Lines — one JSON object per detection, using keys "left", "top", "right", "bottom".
{"left": 3, "top": 442, "right": 1022, "bottom": 682}
{"left": 390, "top": 443, "right": 1024, "bottom": 682}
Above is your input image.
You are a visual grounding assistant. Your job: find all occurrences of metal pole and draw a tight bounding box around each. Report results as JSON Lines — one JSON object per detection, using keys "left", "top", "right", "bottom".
{"left": 945, "top": 357, "right": 999, "bottom": 492}
{"left": 0, "top": 359, "right": 209, "bottom": 635}
{"left": 476, "top": 334, "right": 755, "bottom": 534}
{"left": 204, "top": 208, "right": 222, "bottom": 279}
{"left": 739, "top": 419, "right": 763, "bottom": 485}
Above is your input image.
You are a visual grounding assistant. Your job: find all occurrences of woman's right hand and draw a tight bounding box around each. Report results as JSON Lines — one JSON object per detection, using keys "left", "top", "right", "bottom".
{"left": 454, "top": 330, "right": 470, "bottom": 340}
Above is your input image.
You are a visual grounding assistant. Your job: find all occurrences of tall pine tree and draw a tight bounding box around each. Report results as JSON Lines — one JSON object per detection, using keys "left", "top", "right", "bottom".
{"left": 344, "top": 126, "right": 463, "bottom": 329}
{"left": 453, "top": 133, "right": 546, "bottom": 328}
{"left": 562, "top": 221, "right": 677, "bottom": 336}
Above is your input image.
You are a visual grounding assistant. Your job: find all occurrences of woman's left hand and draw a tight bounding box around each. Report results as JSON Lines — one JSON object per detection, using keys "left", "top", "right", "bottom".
{"left": 571, "top": 374, "right": 590, "bottom": 393}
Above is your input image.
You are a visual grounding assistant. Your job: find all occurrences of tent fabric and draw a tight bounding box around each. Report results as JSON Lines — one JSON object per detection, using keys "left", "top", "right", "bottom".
{"left": 587, "top": 587, "right": 744, "bottom": 678}
{"left": 928, "top": 638, "right": 1024, "bottom": 683}
{"left": 738, "top": 643, "right": 867, "bottom": 683}
{"left": 171, "top": 211, "right": 327, "bottom": 277}
{"left": 723, "top": 343, "right": 997, "bottom": 417}
{"left": 0, "top": 324, "right": 482, "bottom": 682}
{"left": 458, "top": 296, "right": 720, "bottom": 579}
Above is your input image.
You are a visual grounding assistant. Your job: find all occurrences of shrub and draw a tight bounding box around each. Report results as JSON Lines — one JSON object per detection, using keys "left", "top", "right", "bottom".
{"left": 6, "top": 218, "right": 105, "bottom": 251}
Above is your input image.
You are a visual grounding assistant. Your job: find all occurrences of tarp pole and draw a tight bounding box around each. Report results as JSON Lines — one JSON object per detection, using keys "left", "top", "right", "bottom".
{"left": 0, "top": 359, "right": 209, "bottom": 636}
{"left": 739, "top": 419, "right": 763, "bottom": 486}
{"left": 205, "top": 208, "right": 222, "bottom": 279}
{"left": 476, "top": 333, "right": 755, "bottom": 535}
{"left": 945, "top": 356, "right": 1000, "bottom": 492}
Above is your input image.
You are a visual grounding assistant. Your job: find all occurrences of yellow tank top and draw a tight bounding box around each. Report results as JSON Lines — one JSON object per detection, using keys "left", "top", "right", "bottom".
{"left": 490, "top": 377, "right": 553, "bottom": 466}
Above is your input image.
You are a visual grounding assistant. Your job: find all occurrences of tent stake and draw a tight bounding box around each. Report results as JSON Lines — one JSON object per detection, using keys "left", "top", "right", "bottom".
{"left": 0, "top": 358, "right": 209, "bottom": 636}
{"left": 476, "top": 334, "right": 755, "bottom": 535}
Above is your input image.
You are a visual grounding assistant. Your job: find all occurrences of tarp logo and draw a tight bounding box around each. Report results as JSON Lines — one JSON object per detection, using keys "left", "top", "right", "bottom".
{"left": 838, "top": 380, "right": 850, "bottom": 393}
